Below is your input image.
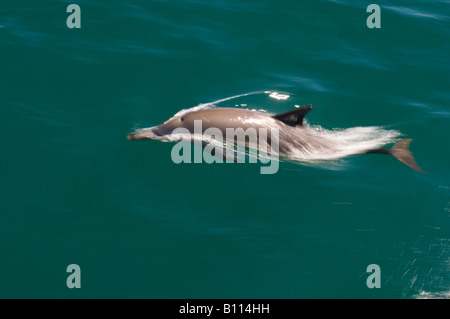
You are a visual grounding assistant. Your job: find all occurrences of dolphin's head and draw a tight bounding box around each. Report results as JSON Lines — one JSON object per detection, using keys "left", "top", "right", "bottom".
{"left": 127, "top": 114, "right": 194, "bottom": 140}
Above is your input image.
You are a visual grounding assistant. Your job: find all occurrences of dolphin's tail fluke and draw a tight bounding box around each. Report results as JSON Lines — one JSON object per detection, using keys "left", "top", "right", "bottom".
{"left": 390, "top": 139, "right": 426, "bottom": 173}
{"left": 365, "top": 139, "right": 426, "bottom": 173}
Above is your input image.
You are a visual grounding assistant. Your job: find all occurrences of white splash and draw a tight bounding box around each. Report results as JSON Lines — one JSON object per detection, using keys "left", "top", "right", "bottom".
{"left": 413, "top": 290, "right": 450, "bottom": 299}
{"left": 173, "top": 103, "right": 211, "bottom": 118}
{"left": 269, "top": 91, "right": 290, "bottom": 100}
{"left": 286, "top": 125, "right": 401, "bottom": 162}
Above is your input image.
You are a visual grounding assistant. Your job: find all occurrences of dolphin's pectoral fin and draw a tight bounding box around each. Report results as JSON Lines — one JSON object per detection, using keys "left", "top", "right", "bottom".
{"left": 273, "top": 104, "right": 312, "bottom": 127}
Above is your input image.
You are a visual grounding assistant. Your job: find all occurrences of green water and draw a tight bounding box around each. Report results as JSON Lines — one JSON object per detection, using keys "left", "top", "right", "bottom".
{"left": 1, "top": 0, "right": 449, "bottom": 298}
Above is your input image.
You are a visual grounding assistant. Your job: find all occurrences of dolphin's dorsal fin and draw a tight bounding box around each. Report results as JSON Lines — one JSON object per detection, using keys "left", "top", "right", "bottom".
{"left": 273, "top": 104, "right": 312, "bottom": 126}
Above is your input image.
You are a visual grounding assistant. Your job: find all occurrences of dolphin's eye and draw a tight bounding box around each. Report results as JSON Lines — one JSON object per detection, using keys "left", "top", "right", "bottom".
{"left": 180, "top": 117, "right": 184, "bottom": 121}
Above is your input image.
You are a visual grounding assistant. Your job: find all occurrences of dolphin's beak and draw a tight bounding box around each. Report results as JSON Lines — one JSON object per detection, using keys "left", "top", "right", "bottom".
{"left": 127, "top": 127, "right": 161, "bottom": 140}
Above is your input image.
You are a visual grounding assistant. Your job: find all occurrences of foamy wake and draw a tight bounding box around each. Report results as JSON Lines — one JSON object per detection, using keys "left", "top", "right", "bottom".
{"left": 285, "top": 124, "right": 401, "bottom": 162}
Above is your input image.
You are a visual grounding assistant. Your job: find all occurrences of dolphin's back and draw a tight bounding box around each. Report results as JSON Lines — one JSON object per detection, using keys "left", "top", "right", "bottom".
{"left": 182, "top": 108, "right": 276, "bottom": 132}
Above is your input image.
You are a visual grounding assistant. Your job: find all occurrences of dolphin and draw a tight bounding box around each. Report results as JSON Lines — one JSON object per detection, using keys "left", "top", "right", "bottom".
{"left": 127, "top": 105, "right": 425, "bottom": 173}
